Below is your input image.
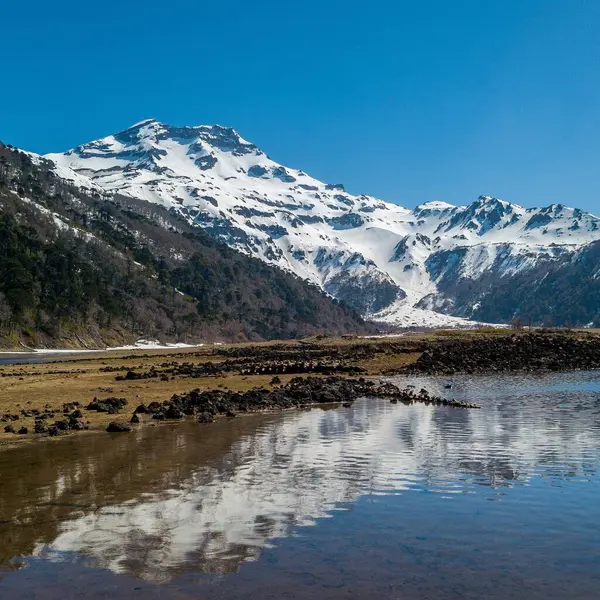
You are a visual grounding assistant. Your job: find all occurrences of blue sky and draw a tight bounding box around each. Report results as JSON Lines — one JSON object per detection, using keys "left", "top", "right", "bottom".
{"left": 2, "top": 0, "right": 600, "bottom": 212}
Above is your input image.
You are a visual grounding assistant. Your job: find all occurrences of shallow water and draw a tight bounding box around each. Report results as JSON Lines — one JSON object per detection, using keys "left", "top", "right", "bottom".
{"left": 0, "top": 354, "right": 65, "bottom": 365}
{"left": 1, "top": 371, "right": 599, "bottom": 599}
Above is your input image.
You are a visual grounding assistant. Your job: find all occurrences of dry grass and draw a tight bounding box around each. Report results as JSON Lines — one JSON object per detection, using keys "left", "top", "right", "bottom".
{"left": 0, "top": 344, "right": 337, "bottom": 450}
{"left": 355, "top": 352, "right": 421, "bottom": 374}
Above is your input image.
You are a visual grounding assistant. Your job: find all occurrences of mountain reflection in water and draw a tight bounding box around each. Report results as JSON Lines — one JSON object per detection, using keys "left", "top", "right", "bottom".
{"left": 1, "top": 371, "right": 599, "bottom": 595}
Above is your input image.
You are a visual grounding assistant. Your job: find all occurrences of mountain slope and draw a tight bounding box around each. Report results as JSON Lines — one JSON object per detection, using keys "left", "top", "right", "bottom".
{"left": 46, "top": 120, "right": 600, "bottom": 327}
{"left": 419, "top": 240, "right": 600, "bottom": 327}
{"left": 0, "top": 143, "right": 373, "bottom": 347}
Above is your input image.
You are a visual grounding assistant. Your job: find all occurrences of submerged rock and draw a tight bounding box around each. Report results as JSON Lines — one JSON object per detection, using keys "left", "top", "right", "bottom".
{"left": 197, "top": 411, "right": 215, "bottom": 424}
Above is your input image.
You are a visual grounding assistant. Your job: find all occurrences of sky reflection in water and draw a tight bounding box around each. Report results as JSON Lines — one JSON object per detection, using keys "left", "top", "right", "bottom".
{"left": 0, "top": 371, "right": 599, "bottom": 598}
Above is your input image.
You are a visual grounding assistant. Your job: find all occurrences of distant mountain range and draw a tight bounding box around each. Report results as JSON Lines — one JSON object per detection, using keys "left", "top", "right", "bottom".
{"left": 37, "top": 119, "right": 600, "bottom": 328}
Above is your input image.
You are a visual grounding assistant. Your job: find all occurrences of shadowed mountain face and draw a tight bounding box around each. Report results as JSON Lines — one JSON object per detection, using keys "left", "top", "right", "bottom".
{"left": 1, "top": 371, "right": 599, "bottom": 586}
{"left": 40, "top": 120, "right": 600, "bottom": 327}
{"left": 0, "top": 143, "right": 372, "bottom": 346}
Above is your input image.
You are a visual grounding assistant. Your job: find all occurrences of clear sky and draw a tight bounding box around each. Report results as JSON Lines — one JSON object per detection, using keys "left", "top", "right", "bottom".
{"left": 2, "top": 0, "right": 600, "bottom": 212}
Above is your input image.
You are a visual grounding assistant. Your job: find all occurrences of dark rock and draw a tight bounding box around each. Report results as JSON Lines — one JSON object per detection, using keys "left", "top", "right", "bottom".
{"left": 115, "top": 370, "right": 142, "bottom": 381}
{"left": 165, "top": 406, "right": 184, "bottom": 419}
{"left": 1, "top": 413, "right": 19, "bottom": 422}
{"left": 106, "top": 421, "right": 132, "bottom": 433}
{"left": 197, "top": 411, "right": 215, "bottom": 424}
{"left": 401, "top": 333, "right": 600, "bottom": 377}
{"left": 87, "top": 397, "right": 127, "bottom": 413}
{"left": 34, "top": 420, "right": 49, "bottom": 434}
{"left": 4, "top": 424, "right": 15, "bottom": 433}
{"left": 18, "top": 426, "right": 28, "bottom": 435}
{"left": 130, "top": 413, "right": 141, "bottom": 424}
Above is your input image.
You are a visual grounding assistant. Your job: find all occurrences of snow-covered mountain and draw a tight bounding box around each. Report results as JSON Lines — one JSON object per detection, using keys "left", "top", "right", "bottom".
{"left": 45, "top": 119, "right": 600, "bottom": 327}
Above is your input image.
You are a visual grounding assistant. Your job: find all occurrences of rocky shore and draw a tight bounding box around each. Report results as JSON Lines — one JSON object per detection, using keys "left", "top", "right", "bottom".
{"left": 104, "top": 376, "right": 477, "bottom": 433}
{"left": 131, "top": 376, "right": 475, "bottom": 422}
{"left": 398, "top": 333, "right": 600, "bottom": 375}
{"left": 3, "top": 376, "right": 476, "bottom": 440}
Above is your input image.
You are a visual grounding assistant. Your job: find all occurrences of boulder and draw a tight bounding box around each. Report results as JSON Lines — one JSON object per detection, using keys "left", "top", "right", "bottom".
{"left": 106, "top": 421, "right": 132, "bottom": 433}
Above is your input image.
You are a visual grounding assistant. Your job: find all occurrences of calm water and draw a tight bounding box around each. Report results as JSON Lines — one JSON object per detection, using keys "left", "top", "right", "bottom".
{"left": 0, "top": 354, "right": 66, "bottom": 365}
{"left": 1, "top": 371, "right": 599, "bottom": 599}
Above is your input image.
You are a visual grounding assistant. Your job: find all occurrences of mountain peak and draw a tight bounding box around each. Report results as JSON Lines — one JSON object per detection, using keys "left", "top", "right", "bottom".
{"left": 128, "top": 118, "right": 158, "bottom": 129}
{"left": 474, "top": 195, "right": 525, "bottom": 211}
{"left": 475, "top": 195, "right": 509, "bottom": 208}
{"left": 414, "top": 200, "right": 455, "bottom": 212}
{"left": 110, "top": 120, "right": 261, "bottom": 158}
{"left": 120, "top": 119, "right": 244, "bottom": 139}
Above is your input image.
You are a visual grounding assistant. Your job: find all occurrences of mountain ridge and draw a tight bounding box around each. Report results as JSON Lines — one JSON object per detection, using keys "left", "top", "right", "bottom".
{"left": 40, "top": 119, "right": 600, "bottom": 327}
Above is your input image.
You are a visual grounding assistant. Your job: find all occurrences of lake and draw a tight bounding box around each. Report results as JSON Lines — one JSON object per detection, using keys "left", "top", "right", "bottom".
{"left": 1, "top": 371, "right": 599, "bottom": 599}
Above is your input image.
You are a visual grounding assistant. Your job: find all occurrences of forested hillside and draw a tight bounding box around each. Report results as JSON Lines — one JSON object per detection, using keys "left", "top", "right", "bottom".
{"left": 0, "top": 144, "right": 373, "bottom": 347}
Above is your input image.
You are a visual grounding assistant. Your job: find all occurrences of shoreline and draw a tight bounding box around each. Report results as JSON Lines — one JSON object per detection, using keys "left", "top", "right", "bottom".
{"left": 2, "top": 330, "right": 600, "bottom": 452}
{"left": 0, "top": 341, "right": 205, "bottom": 356}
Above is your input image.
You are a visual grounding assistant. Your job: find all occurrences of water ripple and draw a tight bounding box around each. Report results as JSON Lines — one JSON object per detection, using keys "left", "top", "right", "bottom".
{"left": 0, "top": 370, "right": 599, "bottom": 596}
